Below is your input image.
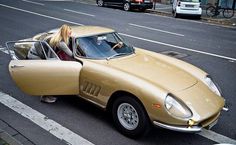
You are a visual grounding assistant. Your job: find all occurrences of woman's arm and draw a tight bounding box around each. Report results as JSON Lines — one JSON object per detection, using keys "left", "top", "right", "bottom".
{"left": 58, "top": 41, "right": 73, "bottom": 57}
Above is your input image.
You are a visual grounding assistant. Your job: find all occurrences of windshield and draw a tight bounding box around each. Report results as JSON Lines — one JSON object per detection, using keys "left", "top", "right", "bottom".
{"left": 75, "top": 32, "right": 134, "bottom": 59}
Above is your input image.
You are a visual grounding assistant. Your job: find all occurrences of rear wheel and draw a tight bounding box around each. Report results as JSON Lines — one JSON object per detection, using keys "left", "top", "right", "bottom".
{"left": 97, "top": 0, "right": 104, "bottom": 7}
{"left": 206, "top": 6, "right": 216, "bottom": 17}
{"left": 196, "top": 15, "right": 201, "bottom": 19}
{"left": 223, "top": 8, "right": 234, "bottom": 18}
{"left": 173, "top": 10, "right": 178, "bottom": 18}
{"left": 124, "top": 2, "right": 131, "bottom": 11}
{"left": 112, "top": 96, "right": 150, "bottom": 138}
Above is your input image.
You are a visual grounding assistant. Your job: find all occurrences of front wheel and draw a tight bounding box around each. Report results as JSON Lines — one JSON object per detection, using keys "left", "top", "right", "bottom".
{"left": 123, "top": 2, "right": 131, "bottom": 11}
{"left": 223, "top": 8, "right": 234, "bottom": 18}
{"left": 206, "top": 6, "right": 216, "bottom": 17}
{"left": 112, "top": 96, "right": 150, "bottom": 138}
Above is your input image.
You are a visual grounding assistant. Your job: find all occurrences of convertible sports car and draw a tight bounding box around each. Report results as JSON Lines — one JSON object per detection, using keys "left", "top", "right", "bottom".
{"left": 6, "top": 25, "right": 227, "bottom": 138}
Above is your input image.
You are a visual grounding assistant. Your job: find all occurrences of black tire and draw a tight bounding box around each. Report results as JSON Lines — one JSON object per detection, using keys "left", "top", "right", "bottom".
{"left": 206, "top": 6, "right": 216, "bottom": 17}
{"left": 173, "top": 10, "right": 178, "bottom": 18}
{"left": 112, "top": 96, "right": 150, "bottom": 138}
{"left": 97, "top": 0, "right": 104, "bottom": 7}
{"left": 123, "top": 2, "right": 131, "bottom": 11}
{"left": 223, "top": 8, "right": 234, "bottom": 18}
{"left": 196, "top": 15, "right": 201, "bottom": 19}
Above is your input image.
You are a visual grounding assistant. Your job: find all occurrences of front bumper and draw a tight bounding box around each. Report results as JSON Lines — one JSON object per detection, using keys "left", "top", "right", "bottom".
{"left": 153, "top": 121, "right": 202, "bottom": 133}
{"left": 153, "top": 108, "right": 227, "bottom": 133}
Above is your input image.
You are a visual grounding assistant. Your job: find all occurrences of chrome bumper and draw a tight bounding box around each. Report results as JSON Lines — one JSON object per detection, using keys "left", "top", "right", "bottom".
{"left": 153, "top": 121, "right": 202, "bottom": 133}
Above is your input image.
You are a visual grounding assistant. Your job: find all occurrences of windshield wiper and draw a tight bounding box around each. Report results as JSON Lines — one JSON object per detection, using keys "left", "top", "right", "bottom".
{"left": 106, "top": 53, "right": 131, "bottom": 60}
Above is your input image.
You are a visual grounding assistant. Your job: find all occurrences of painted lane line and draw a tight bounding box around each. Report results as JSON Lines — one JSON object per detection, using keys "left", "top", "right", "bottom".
{"left": 22, "top": 0, "right": 45, "bottom": 6}
{"left": 0, "top": 4, "right": 83, "bottom": 26}
{"left": 0, "top": 48, "right": 21, "bottom": 60}
{"left": 64, "top": 9, "right": 95, "bottom": 17}
{"left": 0, "top": 92, "right": 94, "bottom": 145}
{"left": 145, "top": 13, "right": 205, "bottom": 24}
{"left": 43, "top": 0, "right": 73, "bottom": 1}
{"left": 76, "top": 1, "right": 97, "bottom": 6}
{"left": 0, "top": 47, "right": 10, "bottom": 54}
{"left": 198, "top": 128, "right": 236, "bottom": 144}
{"left": 0, "top": 3, "right": 235, "bottom": 62}
{"left": 119, "top": 33, "right": 236, "bottom": 61}
{"left": 129, "top": 23, "right": 184, "bottom": 37}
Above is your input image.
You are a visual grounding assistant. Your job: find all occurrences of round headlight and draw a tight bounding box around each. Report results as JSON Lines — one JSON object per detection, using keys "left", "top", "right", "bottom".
{"left": 204, "top": 76, "right": 221, "bottom": 96}
{"left": 165, "top": 94, "right": 192, "bottom": 119}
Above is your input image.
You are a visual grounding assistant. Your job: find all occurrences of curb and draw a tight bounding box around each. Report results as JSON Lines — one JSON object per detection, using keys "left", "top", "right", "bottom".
{"left": 0, "top": 119, "right": 34, "bottom": 145}
{"left": 0, "top": 130, "right": 22, "bottom": 145}
{"left": 146, "top": 9, "right": 236, "bottom": 27}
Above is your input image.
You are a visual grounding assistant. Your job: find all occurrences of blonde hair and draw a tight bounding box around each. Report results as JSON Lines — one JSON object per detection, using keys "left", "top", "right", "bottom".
{"left": 49, "top": 24, "right": 71, "bottom": 48}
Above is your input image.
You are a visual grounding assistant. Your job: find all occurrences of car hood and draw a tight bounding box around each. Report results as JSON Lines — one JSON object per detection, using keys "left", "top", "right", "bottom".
{"left": 108, "top": 53, "right": 197, "bottom": 92}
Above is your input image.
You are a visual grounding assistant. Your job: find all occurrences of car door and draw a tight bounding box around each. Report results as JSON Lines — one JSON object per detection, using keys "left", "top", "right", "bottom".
{"left": 7, "top": 41, "right": 82, "bottom": 96}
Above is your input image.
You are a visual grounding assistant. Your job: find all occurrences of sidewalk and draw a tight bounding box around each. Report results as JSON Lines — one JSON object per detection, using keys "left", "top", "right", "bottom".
{"left": 147, "top": 2, "right": 236, "bottom": 27}
{"left": 0, "top": 119, "right": 34, "bottom": 145}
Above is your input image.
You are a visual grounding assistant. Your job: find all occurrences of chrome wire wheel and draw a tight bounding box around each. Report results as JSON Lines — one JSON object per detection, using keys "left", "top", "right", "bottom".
{"left": 124, "top": 2, "right": 130, "bottom": 11}
{"left": 117, "top": 103, "right": 139, "bottom": 130}
{"left": 97, "top": 0, "right": 104, "bottom": 7}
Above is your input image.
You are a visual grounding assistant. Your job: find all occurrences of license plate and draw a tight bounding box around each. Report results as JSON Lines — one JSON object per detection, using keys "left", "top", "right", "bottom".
{"left": 185, "top": 5, "right": 194, "bottom": 7}
{"left": 208, "top": 119, "right": 218, "bottom": 129}
{"left": 145, "top": 0, "right": 150, "bottom": 2}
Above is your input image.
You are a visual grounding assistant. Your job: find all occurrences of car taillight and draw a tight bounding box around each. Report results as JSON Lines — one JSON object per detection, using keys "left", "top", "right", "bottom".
{"left": 178, "top": 1, "right": 181, "bottom": 6}
{"left": 135, "top": 0, "right": 143, "bottom": 2}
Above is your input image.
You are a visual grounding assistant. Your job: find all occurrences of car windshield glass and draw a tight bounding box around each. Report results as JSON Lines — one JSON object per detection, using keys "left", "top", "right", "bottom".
{"left": 75, "top": 32, "right": 134, "bottom": 59}
{"left": 180, "top": 0, "right": 199, "bottom": 2}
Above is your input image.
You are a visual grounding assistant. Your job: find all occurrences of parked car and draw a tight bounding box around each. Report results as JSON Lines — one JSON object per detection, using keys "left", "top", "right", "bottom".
{"left": 7, "top": 25, "right": 227, "bottom": 138}
{"left": 96, "top": 0, "right": 153, "bottom": 11}
{"left": 172, "top": 0, "right": 202, "bottom": 18}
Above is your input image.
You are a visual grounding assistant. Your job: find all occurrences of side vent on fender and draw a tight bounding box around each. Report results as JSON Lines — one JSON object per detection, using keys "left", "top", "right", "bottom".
{"left": 82, "top": 81, "right": 101, "bottom": 97}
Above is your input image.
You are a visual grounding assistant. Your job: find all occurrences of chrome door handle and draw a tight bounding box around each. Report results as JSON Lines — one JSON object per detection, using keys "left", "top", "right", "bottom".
{"left": 11, "top": 65, "right": 24, "bottom": 68}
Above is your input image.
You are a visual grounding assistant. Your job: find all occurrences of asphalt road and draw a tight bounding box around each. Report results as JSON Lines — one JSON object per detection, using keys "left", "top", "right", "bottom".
{"left": 0, "top": 0, "right": 235, "bottom": 145}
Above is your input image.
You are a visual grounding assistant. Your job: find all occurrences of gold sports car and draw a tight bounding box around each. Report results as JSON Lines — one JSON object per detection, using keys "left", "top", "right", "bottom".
{"left": 6, "top": 26, "right": 228, "bottom": 138}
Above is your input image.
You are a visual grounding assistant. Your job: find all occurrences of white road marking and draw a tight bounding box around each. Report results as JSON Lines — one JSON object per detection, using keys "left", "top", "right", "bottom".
{"left": 119, "top": 33, "right": 236, "bottom": 61}
{"left": 64, "top": 9, "right": 95, "bottom": 17}
{"left": 145, "top": 13, "right": 204, "bottom": 24}
{"left": 0, "top": 4, "right": 83, "bottom": 26}
{"left": 22, "top": 0, "right": 45, "bottom": 6}
{"left": 43, "top": 0, "right": 73, "bottom": 1}
{"left": 129, "top": 23, "right": 184, "bottom": 37}
{"left": 198, "top": 128, "right": 236, "bottom": 144}
{"left": 145, "top": 13, "right": 236, "bottom": 28}
{"left": 0, "top": 47, "right": 9, "bottom": 54}
{"left": 77, "top": 1, "right": 96, "bottom": 6}
{"left": 0, "top": 92, "right": 94, "bottom": 145}
{"left": 0, "top": 3, "right": 235, "bottom": 62}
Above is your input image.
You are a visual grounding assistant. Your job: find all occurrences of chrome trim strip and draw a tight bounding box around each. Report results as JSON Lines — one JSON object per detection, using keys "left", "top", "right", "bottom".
{"left": 153, "top": 121, "right": 202, "bottom": 133}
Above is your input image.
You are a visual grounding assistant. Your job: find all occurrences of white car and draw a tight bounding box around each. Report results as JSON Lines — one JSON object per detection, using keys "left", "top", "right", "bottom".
{"left": 172, "top": 0, "right": 202, "bottom": 18}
